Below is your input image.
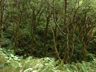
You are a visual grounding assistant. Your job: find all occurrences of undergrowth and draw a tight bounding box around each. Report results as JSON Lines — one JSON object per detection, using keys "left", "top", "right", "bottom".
{"left": 0, "top": 48, "right": 96, "bottom": 72}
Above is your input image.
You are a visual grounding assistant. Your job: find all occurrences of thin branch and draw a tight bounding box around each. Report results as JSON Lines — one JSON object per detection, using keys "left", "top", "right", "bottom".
{"left": 49, "top": 23, "right": 62, "bottom": 61}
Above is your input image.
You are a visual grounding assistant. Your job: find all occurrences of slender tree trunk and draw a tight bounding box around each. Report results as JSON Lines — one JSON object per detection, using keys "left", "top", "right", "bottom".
{"left": 80, "top": 12, "right": 94, "bottom": 61}
{"left": 30, "top": 2, "right": 43, "bottom": 55}
{"left": 0, "top": 0, "right": 5, "bottom": 48}
{"left": 14, "top": 1, "right": 21, "bottom": 55}
{"left": 30, "top": 7, "right": 36, "bottom": 56}
{"left": 82, "top": 44, "right": 87, "bottom": 61}
{"left": 44, "top": 14, "right": 50, "bottom": 56}
{"left": 48, "top": 2, "right": 61, "bottom": 61}
{"left": 69, "top": 25, "right": 75, "bottom": 63}
{"left": 54, "top": 13, "right": 58, "bottom": 44}
{"left": 64, "top": 0, "right": 69, "bottom": 63}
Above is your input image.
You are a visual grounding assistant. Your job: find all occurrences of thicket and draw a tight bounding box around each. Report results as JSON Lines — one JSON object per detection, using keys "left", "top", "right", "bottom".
{"left": 0, "top": 0, "right": 96, "bottom": 65}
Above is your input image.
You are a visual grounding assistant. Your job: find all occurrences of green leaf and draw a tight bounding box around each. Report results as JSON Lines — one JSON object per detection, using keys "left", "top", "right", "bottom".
{"left": 0, "top": 63, "right": 4, "bottom": 68}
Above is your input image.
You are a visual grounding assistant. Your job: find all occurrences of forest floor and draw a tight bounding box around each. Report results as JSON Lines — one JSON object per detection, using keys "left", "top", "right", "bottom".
{"left": 0, "top": 48, "right": 96, "bottom": 72}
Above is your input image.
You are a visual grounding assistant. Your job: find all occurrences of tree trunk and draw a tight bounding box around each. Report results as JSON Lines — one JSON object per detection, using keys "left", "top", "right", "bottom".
{"left": 64, "top": 0, "right": 69, "bottom": 63}
{"left": 44, "top": 14, "right": 50, "bottom": 56}
{"left": 0, "top": 0, "right": 5, "bottom": 48}
{"left": 14, "top": 1, "right": 21, "bottom": 55}
{"left": 30, "top": 7, "right": 36, "bottom": 56}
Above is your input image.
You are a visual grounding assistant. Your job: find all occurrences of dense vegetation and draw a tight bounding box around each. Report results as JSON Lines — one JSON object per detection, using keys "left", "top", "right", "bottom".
{"left": 0, "top": 0, "right": 96, "bottom": 71}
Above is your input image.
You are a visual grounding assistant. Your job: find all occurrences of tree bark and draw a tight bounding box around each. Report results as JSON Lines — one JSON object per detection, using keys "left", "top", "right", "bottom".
{"left": 64, "top": 0, "right": 69, "bottom": 63}
{"left": 44, "top": 13, "right": 50, "bottom": 56}
{"left": 13, "top": 0, "right": 21, "bottom": 55}
{"left": 0, "top": 0, "right": 5, "bottom": 48}
{"left": 30, "top": 6, "right": 36, "bottom": 56}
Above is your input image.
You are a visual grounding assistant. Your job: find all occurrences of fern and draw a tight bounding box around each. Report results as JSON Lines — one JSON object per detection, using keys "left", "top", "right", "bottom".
{"left": 0, "top": 51, "right": 96, "bottom": 72}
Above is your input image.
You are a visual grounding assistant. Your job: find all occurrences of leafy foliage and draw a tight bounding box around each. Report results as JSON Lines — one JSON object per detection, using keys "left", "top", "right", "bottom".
{"left": 0, "top": 48, "right": 96, "bottom": 72}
